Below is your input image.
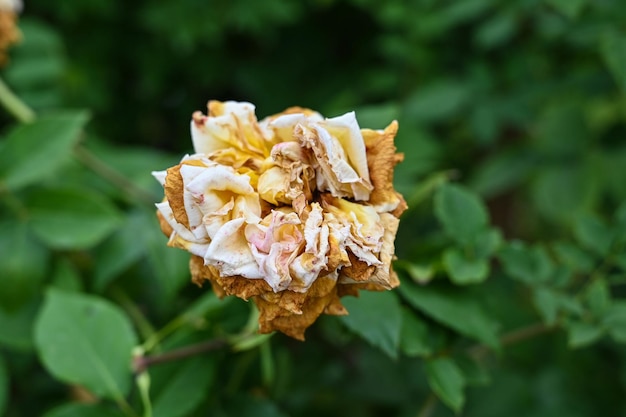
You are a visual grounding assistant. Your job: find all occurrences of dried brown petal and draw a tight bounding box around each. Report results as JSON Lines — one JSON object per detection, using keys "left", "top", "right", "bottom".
{"left": 255, "top": 276, "right": 339, "bottom": 340}
{"left": 367, "top": 213, "right": 401, "bottom": 289}
{"left": 0, "top": 10, "right": 20, "bottom": 66}
{"left": 341, "top": 251, "right": 376, "bottom": 282}
{"left": 164, "top": 164, "right": 189, "bottom": 228}
{"left": 156, "top": 209, "right": 174, "bottom": 238}
{"left": 189, "top": 255, "right": 271, "bottom": 299}
{"left": 363, "top": 121, "right": 408, "bottom": 217}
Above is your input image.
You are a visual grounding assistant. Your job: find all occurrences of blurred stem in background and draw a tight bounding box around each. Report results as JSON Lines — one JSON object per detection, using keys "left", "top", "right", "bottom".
{"left": 0, "top": 76, "right": 34, "bottom": 122}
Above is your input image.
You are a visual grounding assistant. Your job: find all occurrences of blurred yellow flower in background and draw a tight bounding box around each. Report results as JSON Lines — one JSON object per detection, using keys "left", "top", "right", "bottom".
{"left": 154, "top": 100, "right": 407, "bottom": 340}
{"left": 0, "top": 0, "right": 21, "bottom": 66}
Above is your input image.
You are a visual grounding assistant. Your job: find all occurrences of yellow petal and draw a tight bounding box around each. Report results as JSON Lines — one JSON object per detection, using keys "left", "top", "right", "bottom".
{"left": 257, "top": 166, "right": 291, "bottom": 205}
{"left": 191, "top": 100, "right": 271, "bottom": 157}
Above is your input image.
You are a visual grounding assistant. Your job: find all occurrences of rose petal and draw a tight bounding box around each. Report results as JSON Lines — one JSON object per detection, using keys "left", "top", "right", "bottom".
{"left": 255, "top": 275, "right": 339, "bottom": 340}
{"left": 362, "top": 121, "right": 408, "bottom": 216}
{"left": 191, "top": 101, "right": 271, "bottom": 157}
{"left": 246, "top": 210, "right": 303, "bottom": 292}
{"left": 296, "top": 112, "right": 373, "bottom": 201}
{"left": 289, "top": 203, "right": 330, "bottom": 292}
{"left": 204, "top": 217, "right": 263, "bottom": 279}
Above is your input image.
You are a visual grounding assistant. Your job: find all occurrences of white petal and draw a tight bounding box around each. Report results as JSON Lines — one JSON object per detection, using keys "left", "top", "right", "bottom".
{"left": 155, "top": 201, "right": 197, "bottom": 242}
{"left": 204, "top": 218, "right": 263, "bottom": 279}
{"left": 324, "top": 111, "right": 370, "bottom": 185}
{"left": 289, "top": 203, "right": 330, "bottom": 292}
{"left": 152, "top": 170, "right": 167, "bottom": 186}
{"left": 186, "top": 164, "right": 254, "bottom": 195}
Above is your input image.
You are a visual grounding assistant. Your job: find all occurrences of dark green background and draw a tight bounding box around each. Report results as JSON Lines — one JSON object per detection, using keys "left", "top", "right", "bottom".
{"left": 1, "top": 0, "right": 626, "bottom": 416}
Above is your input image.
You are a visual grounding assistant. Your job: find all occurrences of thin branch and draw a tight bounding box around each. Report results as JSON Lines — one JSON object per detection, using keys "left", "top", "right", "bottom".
{"left": 73, "top": 145, "right": 158, "bottom": 206}
{"left": 0, "top": 76, "right": 36, "bottom": 123}
{"left": 111, "top": 287, "right": 156, "bottom": 344}
{"left": 416, "top": 392, "right": 438, "bottom": 417}
{"left": 413, "top": 322, "right": 555, "bottom": 417}
{"left": 467, "top": 322, "right": 555, "bottom": 360}
{"left": 133, "top": 338, "right": 229, "bottom": 374}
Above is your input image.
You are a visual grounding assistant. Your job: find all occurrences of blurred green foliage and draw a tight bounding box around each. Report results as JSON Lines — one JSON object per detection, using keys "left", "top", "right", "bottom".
{"left": 1, "top": 0, "right": 626, "bottom": 416}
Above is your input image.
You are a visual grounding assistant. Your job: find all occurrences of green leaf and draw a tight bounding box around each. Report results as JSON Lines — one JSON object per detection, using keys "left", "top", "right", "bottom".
{"left": 82, "top": 141, "right": 176, "bottom": 200}
{"left": 536, "top": 104, "right": 588, "bottom": 157}
{"left": 531, "top": 166, "right": 593, "bottom": 223}
{"left": 152, "top": 356, "right": 216, "bottom": 417}
{"left": 456, "top": 355, "right": 490, "bottom": 386}
{"left": 533, "top": 287, "right": 583, "bottom": 326}
{"left": 469, "top": 148, "right": 534, "bottom": 197}
{"left": 601, "top": 32, "right": 626, "bottom": 92}
{"left": 434, "top": 183, "right": 489, "bottom": 245}
{"left": 340, "top": 291, "right": 402, "bottom": 359}
{"left": 395, "top": 260, "right": 435, "bottom": 285}
{"left": 144, "top": 212, "right": 191, "bottom": 301}
{"left": 602, "top": 302, "right": 626, "bottom": 343}
{"left": 616, "top": 202, "right": 626, "bottom": 228}
{"left": 545, "top": 0, "right": 586, "bottom": 19}
{"left": 42, "top": 403, "right": 124, "bottom": 417}
{"left": 552, "top": 242, "right": 595, "bottom": 274}
{"left": 34, "top": 289, "right": 138, "bottom": 400}
{"left": 574, "top": 214, "right": 614, "bottom": 257}
{"left": 567, "top": 321, "right": 604, "bottom": 349}
{"left": 399, "top": 308, "right": 432, "bottom": 358}
{"left": 474, "top": 12, "right": 516, "bottom": 49}
{"left": 471, "top": 228, "right": 502, "bottom": 259}
{"left": 399, "top": 282, "right": 500, "bottom": 349}
{"left": 221, "top": 395, "right": 289, "bottom": 417}
{"left": 404, "top": 170, "right": 451, "bottom": 209}
{"left": 0, "top": 111, "right": 89, "bottom": 190}
{"left": 183, "top": 291, "right": 232, "bottom": 323}
{"left": 51, "top": 258, "right": 83, "bottom": 293}
{"left": 94, "top": 210, "right": 151, "bottom": 291}
{"left": 95, "top": 208, "right": 188, "bottom": 299}
{"left": 426, "top": 357, "right": 465, "bottom": 413}
{"left": 0, "top": 299, "right": 39, "bottom": 351}
{"left": 404, "top": 80, "right": 471, "bottom": 122}
{"left": 499, "top": 242, "right": 554, "bottom": 285}
{"left": 353, "top": 102, "right": 400, "bottom": 129}
{"left": 4, "top": 20, "right": 65, "bottom": 109}
{"left": 443, "top": 248, "right": 489, "bottom": 285}
{"left": 25, "top": 186, "right": 121, "bottom": 250}
{"left": 394, "top": 132, "right": 442, "bottom": 197}
{"left": 585, "top": 279, "right": 611, "bottom": 316}
{"left": 0, "top": 354, "right": 7, "bottom": 416}
{"left": 0, "top": 220, "right": 49, "bottom": 312}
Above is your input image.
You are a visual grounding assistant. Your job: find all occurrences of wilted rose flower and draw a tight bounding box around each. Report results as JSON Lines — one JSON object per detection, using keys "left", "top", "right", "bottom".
{"left": 154, "top": 100, "right": 407, "bottom": 340}
{"left": 0, "top": 0, "right": 21, "bottom": 66}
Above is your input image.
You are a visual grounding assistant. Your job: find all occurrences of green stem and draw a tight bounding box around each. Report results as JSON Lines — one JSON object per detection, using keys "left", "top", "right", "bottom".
{"left": 140, "top": 315, "right": 187, "bottom": 353}
{"left": 0, "top": 188, "right": 28, "bottom": 220}
{"left": 467, "top": 322, "right": 555, "bottom": 360}
{"left": 0, "top": 76, "right": 35, "bottom": 123}
{"left": 136, "top": 371, "right": 153, "bottom": 417}
{"left": 112, "top": 392, "right": 140, "bottom": 417}
{"left": 576, "top": 241, "right": 625, "bottom": 296}
{"left": 416, "top": 393, "right": 438, "bottom": 417}
{"left": 111, "top": 287, "right": 157, "bottom": 344}
{"left": 73, "top": 145, "right": 158, "bottom": 207}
